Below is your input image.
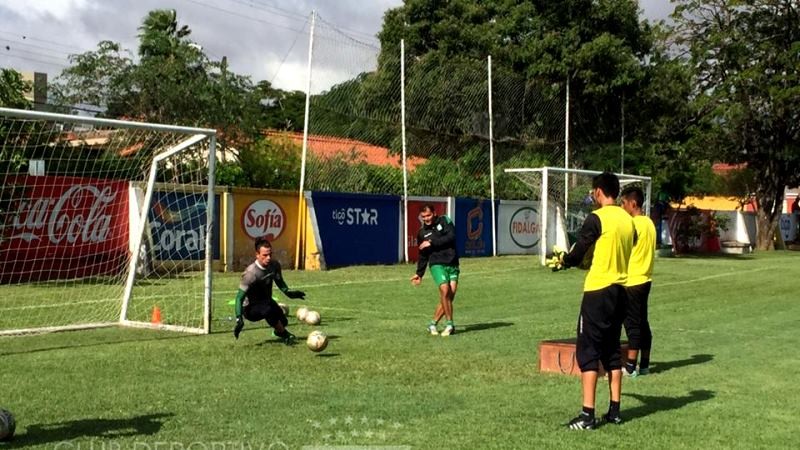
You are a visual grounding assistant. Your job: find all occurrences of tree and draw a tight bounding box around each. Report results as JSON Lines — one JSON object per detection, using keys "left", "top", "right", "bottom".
{"left": 672, "top": 0, "right": 800, "bottom": 249}
{"left": 0, "top": 69, "right": 31, "bottom": 109}
{"left": 375, "top": 0, "right": 655, "bottom": 170}
{"left": 51, "top": 40, "right": 133, "bottom": 114}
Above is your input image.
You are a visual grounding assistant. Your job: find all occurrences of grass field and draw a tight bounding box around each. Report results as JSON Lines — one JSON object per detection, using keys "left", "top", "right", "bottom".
{"left": 2, "top": 252, "right": 799, "bottom": 449}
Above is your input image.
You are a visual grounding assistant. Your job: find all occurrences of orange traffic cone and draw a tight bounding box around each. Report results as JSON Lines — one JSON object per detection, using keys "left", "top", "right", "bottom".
{"left": 151, "top": 306, "right": 162, "bottom": 324}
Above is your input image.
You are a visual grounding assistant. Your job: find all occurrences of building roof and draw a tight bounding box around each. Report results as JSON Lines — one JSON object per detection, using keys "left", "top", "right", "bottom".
{"left": 264, "top": 130, "right": 427, "bottom": 171}
{"left": 671, "top": 195, "right": 757, "bottom": 212}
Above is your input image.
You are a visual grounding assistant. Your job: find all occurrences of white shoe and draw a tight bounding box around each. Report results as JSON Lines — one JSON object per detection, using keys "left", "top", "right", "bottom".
{"left": 427, "top": 324, "right": 439, "bottom": 336}
{"left": 441, "top": 325, "right": 455, "bottom": 336}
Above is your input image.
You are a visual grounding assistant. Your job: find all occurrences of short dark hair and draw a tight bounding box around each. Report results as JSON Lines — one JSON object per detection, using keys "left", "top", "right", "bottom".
{"left": 420, "top": 204, "right": 436, "bottom": 214}
{"left": 592, "top": 172, "right": 620, "bottom": 199}
{"left": 254, "top": 237, "right": 272, "bottom": 252}
{"left": 621, "top": 186, "right": 645, "bottom": 209}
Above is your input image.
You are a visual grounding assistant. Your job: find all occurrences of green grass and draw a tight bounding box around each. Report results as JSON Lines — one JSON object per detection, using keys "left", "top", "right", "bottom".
{"left": 2, "top": 252, "right": 799, "bottom": 449}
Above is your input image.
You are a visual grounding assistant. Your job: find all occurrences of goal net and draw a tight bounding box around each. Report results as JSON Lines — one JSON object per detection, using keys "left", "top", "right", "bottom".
{"left": 0, "top": 107, "right": 216, "bottom": 335}
{"left": 504, "top": 167, "right": 652, "bottom": 265}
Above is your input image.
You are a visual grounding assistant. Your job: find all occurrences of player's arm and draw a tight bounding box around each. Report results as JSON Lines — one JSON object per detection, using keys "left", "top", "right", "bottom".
{"left": 234, "top": 273, "right": 254, "bottom": 339}
{"left": 412, "top": 229, "right": 429, "bottom": 284}
{"left": 428, "top": 216, "right": 455, "bottom": 249}
{"left": 564, "top": 214, "right": 601, "bottom": 268}
{"left": 273, "top": 262, "right": 305, "bottom": 299}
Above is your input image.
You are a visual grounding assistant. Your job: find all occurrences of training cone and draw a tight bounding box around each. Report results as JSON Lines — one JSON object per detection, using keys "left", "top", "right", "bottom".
{"left": 151, "top": 306, "right": 162, "bottom": 324}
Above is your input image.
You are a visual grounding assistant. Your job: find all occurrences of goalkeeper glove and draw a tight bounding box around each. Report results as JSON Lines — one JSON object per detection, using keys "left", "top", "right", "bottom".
{"left": 285, "top": 290, "right": 306, "bottom": 300}
{"left": 233, "top": 316, "right": 244, "bottom": 339}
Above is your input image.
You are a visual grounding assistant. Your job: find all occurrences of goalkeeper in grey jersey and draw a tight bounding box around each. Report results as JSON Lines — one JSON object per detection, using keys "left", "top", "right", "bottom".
{"left": 233, "top": 238, "right": 306, "bottom": 344}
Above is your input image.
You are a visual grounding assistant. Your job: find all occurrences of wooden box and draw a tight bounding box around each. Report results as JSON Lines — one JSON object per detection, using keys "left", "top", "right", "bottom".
{"left": 538, "top": 338, "right": 628, "bottom": 377}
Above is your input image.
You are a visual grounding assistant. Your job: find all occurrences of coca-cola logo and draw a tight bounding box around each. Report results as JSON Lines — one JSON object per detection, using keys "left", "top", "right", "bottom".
{"left": 9, "top": 184, "right": 117, "bottom": 245}
{"left": 242, "top": 199, "right": 285, "bottom": 240}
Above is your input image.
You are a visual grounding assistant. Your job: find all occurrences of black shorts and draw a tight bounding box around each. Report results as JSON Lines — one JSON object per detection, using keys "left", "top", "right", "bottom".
{"left": 243, "top": 298, "right": 287, "bottom": 328}
{"left": 624, "top": 281, "right": 652, "bottom": 350}
{"left": 576, "top": 284, "right": 627, "bottom": 372}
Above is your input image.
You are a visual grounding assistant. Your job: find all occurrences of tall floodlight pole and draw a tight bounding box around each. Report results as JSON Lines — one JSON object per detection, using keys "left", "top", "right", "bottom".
{"left": 294, "top": 10, "right": 315, "bottom": 270}
{"left": 488, "top": 55, "right": 497, "bottom": 256}
{"left": 564, "top": 77, "right": 570, "bottom": 223}
{"left": 401, "top": 40, "right": 409, "bottom": 263}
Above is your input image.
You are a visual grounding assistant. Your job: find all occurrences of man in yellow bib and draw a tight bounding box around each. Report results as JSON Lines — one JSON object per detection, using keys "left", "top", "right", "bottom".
{"left": 555, "top": 172, "right": 635, "bottom": 430}
{"left": 621, "top": 186, "right": 656, "bottom": 377}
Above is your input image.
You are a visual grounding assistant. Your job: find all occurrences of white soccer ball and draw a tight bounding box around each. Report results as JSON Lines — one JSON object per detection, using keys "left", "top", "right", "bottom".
{"left": 296, "top": 307, "right": 309, "bottom": 322}
{"left": 0, "top": 409, "right": 15, "bottom": 441}
{"left": 304, "top": 310, "right": 321, "bottom": 325}
{"left": 306, "top": 330, "right": 329, "bottom": 352}
{"left": 278, "top": 303, "right": 289, "bottom": 316}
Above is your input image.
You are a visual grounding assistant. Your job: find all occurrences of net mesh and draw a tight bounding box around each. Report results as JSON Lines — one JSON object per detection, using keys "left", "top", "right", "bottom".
{"left": 506, "top": 168, "right": 651, "bottom": 263}
{"left": 295, "top": 15, "right": 567, "bottom": 199}
{"left": 0, "top": 110, "right": 214, "bottom": 334}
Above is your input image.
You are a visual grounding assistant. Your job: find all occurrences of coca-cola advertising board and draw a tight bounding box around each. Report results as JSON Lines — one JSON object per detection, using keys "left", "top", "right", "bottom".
{"left": 147, "top": 192, "right": 220, "bottom": 261}
{"left": 0, "top": 175, "right": 129, "bottom": 283}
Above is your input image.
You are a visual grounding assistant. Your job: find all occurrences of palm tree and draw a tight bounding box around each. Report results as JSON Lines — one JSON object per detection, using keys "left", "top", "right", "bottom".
{"left": 138, "top": 9, "right": 191, "bottom": 59}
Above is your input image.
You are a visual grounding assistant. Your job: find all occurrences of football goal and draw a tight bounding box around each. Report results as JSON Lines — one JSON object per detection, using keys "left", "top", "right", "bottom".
{"left": 0, "top": 107, "right": 217, "bottom": 335}
{"left": 504, "top": 167, "right": 652, "bottom": 265}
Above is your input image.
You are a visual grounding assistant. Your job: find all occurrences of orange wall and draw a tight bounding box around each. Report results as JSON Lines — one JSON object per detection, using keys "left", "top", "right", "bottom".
{"left": 230, "top": 188, "right": 298, "bottom": 270}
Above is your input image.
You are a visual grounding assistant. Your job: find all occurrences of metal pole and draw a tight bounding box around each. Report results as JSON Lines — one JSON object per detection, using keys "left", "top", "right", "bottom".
{"left": 621, "top": 92, "right": 625, "bottom": 174}
{"left": 488, "top": 55, "right": 497, "bottom": 256}
{"left": 564, "top": 77, "right": 570, "bottom": 221}
{"left": 203, "top": 134, "right": 217, "bottom": 334}
{"left": 294, "top": 10, "right": 316, "bottom": 270}
{"left": 401, "top": 40, "right": 409, "bottom": 263}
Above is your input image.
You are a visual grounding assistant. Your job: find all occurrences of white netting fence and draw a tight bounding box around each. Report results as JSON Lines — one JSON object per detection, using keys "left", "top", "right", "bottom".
{"left": 285, "top": 14, "right": 568, "bottom": 200}
{"left": 0, "top": 108, "right": 215, "bottom": 335}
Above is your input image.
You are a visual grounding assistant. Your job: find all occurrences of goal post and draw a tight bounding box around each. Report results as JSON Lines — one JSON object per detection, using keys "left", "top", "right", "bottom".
{"left": 504, "top": 166, "right": 652, "bottom": 265}
{"left": 0, "top": 107, "right": 217, "bottom": 335}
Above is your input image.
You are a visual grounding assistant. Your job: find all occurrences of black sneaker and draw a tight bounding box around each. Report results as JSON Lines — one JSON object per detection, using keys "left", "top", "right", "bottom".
{"left": 567, "top": 413, "right": 596, "bottom": 430}
{"left": 602, "top": 413, "right": 623, "bottom": 425}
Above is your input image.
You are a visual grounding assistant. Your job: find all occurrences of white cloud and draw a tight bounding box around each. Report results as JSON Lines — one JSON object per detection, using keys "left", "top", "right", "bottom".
{"left": 2, "top": 0, "right": 91, "bottom": 21}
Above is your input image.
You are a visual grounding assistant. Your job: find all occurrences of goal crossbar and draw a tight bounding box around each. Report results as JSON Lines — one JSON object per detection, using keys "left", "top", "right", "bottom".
{"left": 504, "top": 166, "right": 652, "bottom": 265}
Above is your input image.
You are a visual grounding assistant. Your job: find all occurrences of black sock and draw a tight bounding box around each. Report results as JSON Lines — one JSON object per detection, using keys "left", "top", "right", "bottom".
{"left": 582, "top": 406, "right": 595, "bottom": 418}
{"left": 625, "top": 361, "right": 636, "bottom": 374}
{"left": 640, "top": 357, "right": 650, "bottom": 369}
{"left": 608, "top": 401, "right": 620, "bottom": 417}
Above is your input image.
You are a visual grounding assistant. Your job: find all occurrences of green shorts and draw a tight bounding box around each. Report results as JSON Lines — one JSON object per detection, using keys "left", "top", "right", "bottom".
{"left": 430, "top": 264, "right": 460, "bottom": 286}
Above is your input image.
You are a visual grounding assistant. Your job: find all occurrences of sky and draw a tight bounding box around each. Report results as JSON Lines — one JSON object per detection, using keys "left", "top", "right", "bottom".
{"left": 0, "top": 0, "right": 674, "bottom": 95}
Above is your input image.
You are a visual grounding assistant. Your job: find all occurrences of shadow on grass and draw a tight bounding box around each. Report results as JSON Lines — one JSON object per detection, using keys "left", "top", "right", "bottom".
{"left": 315, "top": 353, "right": 340, "bottom": 358}
{"left": 459, "top": 322, "right": 514, "bottom": 334}
{"left": 650, "top": 354, "right": 714, "bottom": 374}
{"left": 622, "top": 390, "right": 715, "bottom": 422}
{"left": 253, "top": 334, "right": 340, "bottom": 347}
{"left": 0, "top": 330, "right": 197, "bottom": 357}
{"left": 6, "top": 413, "right": 172, "bottom": 448}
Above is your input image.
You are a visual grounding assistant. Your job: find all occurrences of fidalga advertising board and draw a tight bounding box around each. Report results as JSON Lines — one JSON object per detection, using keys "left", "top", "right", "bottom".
{"left": 497, "top": 201, "right": 540, "bottom": 255}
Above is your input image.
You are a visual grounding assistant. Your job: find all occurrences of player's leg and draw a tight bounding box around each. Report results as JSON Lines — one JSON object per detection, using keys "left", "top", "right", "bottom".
{"left": 638, "top": 282, "right": 653, "bottom": 374}
{"left": 569, "top": 291, "right": 605, "bottom": 430}
{"left": 602, "top": 284, "right": 627, "bottom": 424}
{"left": 623, "top": 285, "right": 642, "bottom": 376}
{"left": 265, "top": 299, "right": 294, "bottom": 344}
{"left": 428, "top": 265, "right": 448, "bottom": 335}
{"left": 440, "top": 266, "right": 459, "bottom": 336}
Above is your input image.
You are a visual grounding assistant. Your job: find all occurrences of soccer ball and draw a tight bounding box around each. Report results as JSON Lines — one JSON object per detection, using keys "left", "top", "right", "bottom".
{"left": 296, "top": 307, "right": 309, "bottom": 322}
{"left": 0, "top": 409, "right": 15, "bottom": 441}
{"left": 304, "top": 310, "right": 321, "bottom": 325}
{"left": 306, "top": 330, "right": 328, "bottom": 352}
{"left": 278, "top": 303, "right": 289, "bottom": 316}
